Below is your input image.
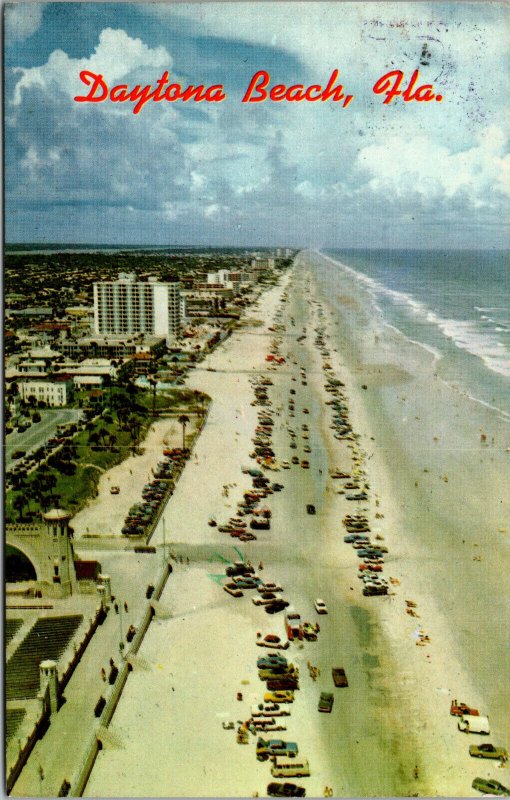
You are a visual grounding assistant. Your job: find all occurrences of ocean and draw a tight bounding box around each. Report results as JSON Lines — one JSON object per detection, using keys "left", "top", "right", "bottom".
{"left": 320, "top": 249, "right": 510, "bottom": 419}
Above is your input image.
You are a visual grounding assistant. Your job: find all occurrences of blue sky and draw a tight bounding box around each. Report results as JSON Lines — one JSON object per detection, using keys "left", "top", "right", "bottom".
{"left": 4, "top": 2, "right": 510, "bottom": 248}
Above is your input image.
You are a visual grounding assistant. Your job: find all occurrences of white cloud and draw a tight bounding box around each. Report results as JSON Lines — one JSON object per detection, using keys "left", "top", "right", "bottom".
{"left": 11, "top": 27, "right": 171, "bottom": 105}
{"left": 5, "top": 3, "right": 45, "bottom": 42}
{"left": 203, "top": 203, "right": 227, "bottom": 218}
{"left": 357, "top": 125, "right": 510, "bottom": 206}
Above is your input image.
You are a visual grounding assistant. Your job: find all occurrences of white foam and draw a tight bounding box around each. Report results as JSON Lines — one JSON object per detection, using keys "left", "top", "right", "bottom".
{"left": 317, "top": 250, "right": 510, "bottom": 381}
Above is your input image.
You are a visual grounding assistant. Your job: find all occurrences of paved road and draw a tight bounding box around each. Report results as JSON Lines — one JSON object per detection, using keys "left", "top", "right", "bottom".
{"left": 5, "top": 409, "right": 83, "bottom": 470}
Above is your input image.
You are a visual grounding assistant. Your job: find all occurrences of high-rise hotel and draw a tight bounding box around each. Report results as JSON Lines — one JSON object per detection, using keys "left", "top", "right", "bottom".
{"left": 93, "top": 273, "right": 180, "bottom": 341}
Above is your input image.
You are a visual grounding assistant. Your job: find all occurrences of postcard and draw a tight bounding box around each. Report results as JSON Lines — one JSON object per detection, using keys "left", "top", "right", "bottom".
{"left": 4, "top": 2, "right": 510, "bottom": 797}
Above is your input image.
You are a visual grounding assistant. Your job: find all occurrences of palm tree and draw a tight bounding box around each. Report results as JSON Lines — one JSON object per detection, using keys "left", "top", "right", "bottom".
{"left": 148, "top": 374, "right": 158, "bottom": 416}
{"left": 178, "top": 414, "right": 190, "bottom": 451}
{"left": 128, "top": 415, "right": 142, "bottom": 455}
{"left": 97, "top": 427, "right": 109, "bottom": 448}
{"left": 88, "top": 431, "right": 100, "bottom": 448}
{"left": 40, "top": 472, "right": 57, "bottom": 504}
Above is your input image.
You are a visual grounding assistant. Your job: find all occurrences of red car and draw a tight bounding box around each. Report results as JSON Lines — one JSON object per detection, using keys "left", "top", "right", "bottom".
{"left": 450, "top": 699, "right": 480, "bottom": 717}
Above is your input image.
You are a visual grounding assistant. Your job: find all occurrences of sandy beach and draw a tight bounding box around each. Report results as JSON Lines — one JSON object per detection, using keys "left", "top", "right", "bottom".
{"left": 84, "top": 255, "right": 509, "bottom": 798}
{"left": 71, "top": 416, "right": 201, "bottom": 538}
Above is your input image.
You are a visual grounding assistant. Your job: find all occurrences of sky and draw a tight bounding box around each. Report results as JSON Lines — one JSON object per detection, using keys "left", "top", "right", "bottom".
{"left": 4, "top": 1, "right": 510, "bottom": 248}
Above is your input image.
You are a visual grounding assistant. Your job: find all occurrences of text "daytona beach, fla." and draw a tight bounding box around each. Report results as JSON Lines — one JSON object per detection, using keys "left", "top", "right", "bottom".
{"left": 74, "top": 69, "right": 443, "bottom": 115}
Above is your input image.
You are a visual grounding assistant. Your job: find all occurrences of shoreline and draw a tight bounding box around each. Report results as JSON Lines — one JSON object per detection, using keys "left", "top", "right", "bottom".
{"left": 304, "top": 250, "right": 509, "bottom": 794}
{"left": 83, "top": 255, "right": 508, "bottom": 797}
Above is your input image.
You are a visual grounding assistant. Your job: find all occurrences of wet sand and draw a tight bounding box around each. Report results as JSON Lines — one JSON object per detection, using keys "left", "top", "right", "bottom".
{"left": 84, "top": 256, "right": 509, "bottom": 797}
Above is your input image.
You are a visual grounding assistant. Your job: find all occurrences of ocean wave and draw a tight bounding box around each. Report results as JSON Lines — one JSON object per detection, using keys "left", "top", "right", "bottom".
{"left": 382, "top": 322, "right": 443, "bottom": 362}
{"left": 474, "top": 306, "right": 508, "bottom": 312}
{"left": 437, "top": 319, "right": 510, "bottom": 379}
{"left": 318, "top": 250, "right": 510, "bottom": 381}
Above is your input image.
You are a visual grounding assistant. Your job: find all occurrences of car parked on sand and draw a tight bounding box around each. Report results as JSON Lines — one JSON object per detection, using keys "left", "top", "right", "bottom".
{"left": 257, "top": 634, "right": 290, "bottom": 650}
{"left": 357, "top": 549, "right": 384, "bottom": 559}
{"left": 252, "top": 593, "right": 280, "bottom": 606}
{"left": 343, "top": 533, "right": 367, "bottom": 543}
{"left": 257, "top": 655, "right": 288, "bottom": 669}
{"left": 306, "top": 505, "right": 316, "bottom": 515}
{"left": 318, "top": 692, "right": 334, "bottom": 713}
{"left": 363, "top": 583, "right": 388, "bottom": 597}
{"left": 358, "top": 563, "right": 383, "bottom": 573}
{"left": 258, "top": 582, "right": 283, "bottom": 594}
{"left": 233, "top": 576, "right": 262, "bottom": 589}
{"left": 267, "top": 781, "right": 306, "bottom": 797}
{"left": 224, "top": 583, "right": 243, "bottom": 597}
{"left": 252, "top": 702, "right": 291, "bottom": 718}
{"left": 450, "top": 699, "right": 479, "bottom": 717}
{"left": 226, "top": 562, "right": 255, "bottom": 577}
{"left": 266, "top": 599, "right": 290, "bottom": 614}
{"left": 302, "top": 622, "right": 318, "bottom": 641}
{"left": 314, "top": 599, "right": 328, "bottom": 614}
{"left": 332, "top": 668, "right": 348, "bottom": 687}
{"left": 469, "top": 744, "right": 508, "bottom": 761}
{"left": 458, "top": 715, "right": 490, "bottom": 734}
{"left": 264, "top": 690, "right": 294, "bottom": 704}
{"left": 472, "top": 777, "right": 510, "bottom": 796}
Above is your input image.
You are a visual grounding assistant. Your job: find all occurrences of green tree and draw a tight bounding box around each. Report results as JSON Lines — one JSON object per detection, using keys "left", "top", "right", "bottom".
{"left": 88, "top": 431, "right": 100, "bottom": 448}
{"left": 12, "top": 494, "right": 26, "bottom": 521}
{"left": 148, "top": 375, "right": 158, "bottom": 416}
{"left": 128, "top": 415, "right": 142, "bottom": 455}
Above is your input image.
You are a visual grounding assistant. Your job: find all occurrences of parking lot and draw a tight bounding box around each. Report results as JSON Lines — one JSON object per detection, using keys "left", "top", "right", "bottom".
{"left": 5, "top": 409, "right": 83, "bottom": 471}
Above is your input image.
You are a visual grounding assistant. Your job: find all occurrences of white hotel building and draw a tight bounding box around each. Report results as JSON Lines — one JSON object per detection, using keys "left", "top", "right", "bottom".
{"left": 93, "top": 273, "right": 180, "bottom": 342}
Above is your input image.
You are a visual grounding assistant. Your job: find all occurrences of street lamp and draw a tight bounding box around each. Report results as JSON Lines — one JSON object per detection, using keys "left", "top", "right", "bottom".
{"left": 118, "top": 602, "right": 125, "bottom": 657}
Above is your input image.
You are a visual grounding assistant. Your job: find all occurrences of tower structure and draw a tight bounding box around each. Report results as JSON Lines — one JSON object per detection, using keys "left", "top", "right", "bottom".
{"left": 93, "top": 273, "right": 180, "bottom": 341}
{"left": 42, "top": 508, "right": 77, "bottom": 598}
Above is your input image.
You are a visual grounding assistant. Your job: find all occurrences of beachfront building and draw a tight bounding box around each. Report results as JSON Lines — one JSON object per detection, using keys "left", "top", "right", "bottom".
{"left": 93, "top": 273, "right": 180, "bottom": 343}
{"left": 251, "top": 257, "right": 275, "bottom": 271}
{"left": 60, "top": 334, "right": 166, "bottom": 361}
{"left": 206, "top": 269, "right": 252, "bottom": 292}
{"left": 17, "top": 375, "right": 73, "bottom": 407}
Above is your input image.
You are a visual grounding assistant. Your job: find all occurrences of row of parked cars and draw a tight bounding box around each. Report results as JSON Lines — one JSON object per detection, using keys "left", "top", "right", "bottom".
{"left": 341, "top": 513, "right": 390, "bottom": 596}
{"left": 121, "top": 448, "right": 187, "bottom": 536}
{"left": 450, "top": 700, "right": 509, "bottom": 795}
{"left": 7, "top": 420, "right": 82, "bottom": 488}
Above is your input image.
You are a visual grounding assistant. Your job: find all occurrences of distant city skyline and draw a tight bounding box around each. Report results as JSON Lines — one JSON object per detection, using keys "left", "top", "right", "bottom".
{"left": 4, "top": 2, "right": 510, "bottom": 249}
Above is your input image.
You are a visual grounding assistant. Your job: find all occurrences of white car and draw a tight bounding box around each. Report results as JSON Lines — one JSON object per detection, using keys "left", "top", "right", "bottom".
{"left": 315, "top": 598, "right": 328, "bottom": 614}
{"left": 252, "top": 594, "right": 281, "bottom": 606}
{"left": 258, "top": 582, "right": 283, "bottom": 594}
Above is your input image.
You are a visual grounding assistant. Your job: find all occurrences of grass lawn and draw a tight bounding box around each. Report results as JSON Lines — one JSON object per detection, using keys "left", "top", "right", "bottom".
{"left": 6, "top": 385, "right": 210, "bottom": 523}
